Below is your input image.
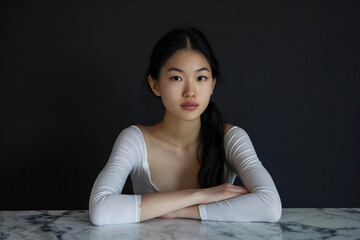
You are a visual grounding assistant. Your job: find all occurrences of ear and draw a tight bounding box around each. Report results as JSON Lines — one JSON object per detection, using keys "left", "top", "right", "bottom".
{"left": 211, "top": 77, "right": 217, "bottom": 95}
{"left": 148, "top": 75, "right": 161, "bottom": 97}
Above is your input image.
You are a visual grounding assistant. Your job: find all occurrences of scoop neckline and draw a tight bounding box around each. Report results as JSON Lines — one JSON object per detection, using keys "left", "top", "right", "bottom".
{"left": 130, "top": 124, "right": 238, "bottom": 192}
{"left": 131, "top": 125, "right": 160, "bottom": 192}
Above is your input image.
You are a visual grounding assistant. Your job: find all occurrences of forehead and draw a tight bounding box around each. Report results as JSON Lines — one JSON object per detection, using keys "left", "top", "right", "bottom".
{"left": 162, "top": 49, "right": 211, "bottom": 71}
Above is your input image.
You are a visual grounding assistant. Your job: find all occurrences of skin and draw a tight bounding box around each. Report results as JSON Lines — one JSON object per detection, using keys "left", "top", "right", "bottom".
{"left": 136, "top": 49, "right": 249, "bottom": 221}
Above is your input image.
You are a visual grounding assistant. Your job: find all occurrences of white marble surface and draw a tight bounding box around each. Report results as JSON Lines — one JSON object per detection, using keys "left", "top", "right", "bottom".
{"left": 0, "top": 208, "right": 359, "bottom": 239}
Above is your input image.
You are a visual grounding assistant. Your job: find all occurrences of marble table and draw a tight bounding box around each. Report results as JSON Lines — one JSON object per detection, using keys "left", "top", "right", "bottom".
{"left": 0, "top": 208, "right": 359, "bottom": 239}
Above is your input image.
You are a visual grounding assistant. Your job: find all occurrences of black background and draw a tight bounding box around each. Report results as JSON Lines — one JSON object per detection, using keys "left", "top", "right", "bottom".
{"left": 1, "top": 1, "right": 359, "bottom": 210}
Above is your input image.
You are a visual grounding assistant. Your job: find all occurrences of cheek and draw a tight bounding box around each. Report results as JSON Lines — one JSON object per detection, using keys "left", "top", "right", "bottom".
{"left": 159, "top": 84, "right": 179, "bottom": 104}
{"left": 198, "top": 84, "right": 214, "bottom": 97}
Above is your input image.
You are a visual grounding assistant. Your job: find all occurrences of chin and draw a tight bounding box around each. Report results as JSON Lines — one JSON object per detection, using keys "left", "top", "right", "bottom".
{"left": 175, "top": 113, "right": 201, "bottom": 122}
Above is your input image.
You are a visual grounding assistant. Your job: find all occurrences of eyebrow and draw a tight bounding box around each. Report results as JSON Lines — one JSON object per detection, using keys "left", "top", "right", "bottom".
{"left": 167, "top": 67, "right": 211, "bottom": 73}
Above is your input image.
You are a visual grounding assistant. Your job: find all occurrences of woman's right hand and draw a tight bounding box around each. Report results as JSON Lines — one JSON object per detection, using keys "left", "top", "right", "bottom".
{"left": 198, "top": 183, "right": 249, "bottom": 204}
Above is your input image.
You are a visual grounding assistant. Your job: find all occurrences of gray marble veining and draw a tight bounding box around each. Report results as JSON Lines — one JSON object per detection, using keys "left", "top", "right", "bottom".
{"left": 0, "top": 208, "right": 359, "bottom": 239}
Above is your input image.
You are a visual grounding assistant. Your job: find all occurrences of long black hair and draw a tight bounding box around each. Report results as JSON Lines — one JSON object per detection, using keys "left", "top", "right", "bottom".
{"left": 145, "top": 27, "right": 228, "bottom": 188}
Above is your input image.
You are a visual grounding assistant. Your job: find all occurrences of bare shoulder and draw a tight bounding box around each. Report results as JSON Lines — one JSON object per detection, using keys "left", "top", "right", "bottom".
{"left": 134, "top": 124, "right": 145, "bottom": 131}
{"left": 134, "top": 124, "right": 150, "bottom": 135}
{"left": 134, "top": 124, "right": 157, "bottom": 140}
{"left": 224, "top": 123, "right": 235, "bottom": 135}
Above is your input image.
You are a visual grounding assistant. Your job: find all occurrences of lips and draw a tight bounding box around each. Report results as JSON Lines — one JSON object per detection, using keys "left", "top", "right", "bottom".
{"left": 181, "top": 101, "right": 199, "bottom": 110}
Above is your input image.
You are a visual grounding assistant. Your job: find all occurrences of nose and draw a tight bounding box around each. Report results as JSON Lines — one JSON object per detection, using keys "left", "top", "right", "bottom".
{"left": 183, "top": 81, "right": 196, "bottom": 98}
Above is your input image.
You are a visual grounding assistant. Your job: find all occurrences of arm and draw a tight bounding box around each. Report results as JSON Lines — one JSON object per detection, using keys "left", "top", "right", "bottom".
{"left": 89, "top": 127, "right": 142, "bottom": 225}
{"left": 89, "top": 126, "right": 248, "bottom": 225}
{"left": 141, "top": 183, "right": 249, "bottom": 221}
{"left": 198, "top": 127, "right": 282, "bottom": 222}
{"left": 140, "top": 190, "right": 200, "bottom": 221}
{"left": 160, "top": 205, "right": 201, "bottom": 220}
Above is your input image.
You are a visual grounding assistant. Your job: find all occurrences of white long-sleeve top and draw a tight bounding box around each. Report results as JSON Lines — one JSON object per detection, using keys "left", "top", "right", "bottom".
{"left": 89, "top": 125, "right": 282, "bottom": 225}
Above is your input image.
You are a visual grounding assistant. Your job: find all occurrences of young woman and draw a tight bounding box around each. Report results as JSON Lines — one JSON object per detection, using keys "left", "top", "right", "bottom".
{"left": 89, "top": 28, "right": 282, "bottom": 225}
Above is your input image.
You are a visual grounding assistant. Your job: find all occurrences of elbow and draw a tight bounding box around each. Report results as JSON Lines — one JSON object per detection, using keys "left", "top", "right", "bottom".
{"left": 89, "top": 193, "right": 140, "bottom": 225}
{"left": 255, "top": 188, "right": 282, "bottom": 222}
{"left": 267, "top": 204, "right": 282, "bottom": 222}
{"left": 89, "top": 194, "right": 111, "bottom": 226}
{"left": 265, "top": 197, "right": 282, "bottom": 222}
{"left": 89, "top": 202, "right": 105, "bottom": 226}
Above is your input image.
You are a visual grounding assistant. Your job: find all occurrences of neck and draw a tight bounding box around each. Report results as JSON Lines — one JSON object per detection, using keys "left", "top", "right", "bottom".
{"left": 155, "top": 111, "right": 201, "bottom": 150}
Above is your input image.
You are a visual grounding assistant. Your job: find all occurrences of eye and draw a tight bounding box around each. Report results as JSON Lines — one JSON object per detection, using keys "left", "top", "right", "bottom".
{"left": 171, "top": 76, "right": 182, "bottom": 81}
{"left": 198, "top": 76, "right": 208, "bottom": 81}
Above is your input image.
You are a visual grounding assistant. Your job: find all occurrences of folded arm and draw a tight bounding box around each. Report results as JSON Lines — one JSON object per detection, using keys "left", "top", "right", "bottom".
{"left": 90, "top": 126, "right": 148, "bottom": 225}
{"left": 198, "top": 127, "right": 282, "bottom": 222}
{"left": 89, "top": 126, "right": 281, "bottom": 225}
{"left": 89, "top": 126, "right": 248, "bottom": 225}
{"left": 141, "top": 183, "right": 249, "bottom": 221}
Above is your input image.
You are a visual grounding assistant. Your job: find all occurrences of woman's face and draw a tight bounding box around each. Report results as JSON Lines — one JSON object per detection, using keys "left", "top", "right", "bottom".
{"left": 148, "top": 49, "right": 216, "bottom": 122}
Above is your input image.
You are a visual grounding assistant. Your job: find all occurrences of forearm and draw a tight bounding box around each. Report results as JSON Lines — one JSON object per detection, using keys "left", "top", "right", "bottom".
{"left": 199, "top": 191, "right": 282, "bottom": 222}
{"left": 140, "top": 189, "right": 201, "bottom": 221}
{"left": 176, "top": 205, "right": 201, "bottom": 219}
{"left": 140, "top": 183, "right": 248, "bottom": 222}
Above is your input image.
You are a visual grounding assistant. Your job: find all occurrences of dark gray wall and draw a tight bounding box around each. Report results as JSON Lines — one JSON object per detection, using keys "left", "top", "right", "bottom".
{"left": 1, "top": 1, "right": 359, "bottom": 210}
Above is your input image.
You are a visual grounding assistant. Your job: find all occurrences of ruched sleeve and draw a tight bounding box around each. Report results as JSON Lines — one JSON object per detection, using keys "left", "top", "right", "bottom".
{"left": 89, "top": 126, "right": 142, "bottom": 225}
{"left": 198, "top": 126, "right": 282, "bottom": 222}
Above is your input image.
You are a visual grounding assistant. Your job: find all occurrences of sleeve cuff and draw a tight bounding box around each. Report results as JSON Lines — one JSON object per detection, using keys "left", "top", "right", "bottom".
{"left": 135, "top": 195, "right": 141, "bottom": 223}
{"left": 198, "top": 204, "right": 207, "bottom": 220}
